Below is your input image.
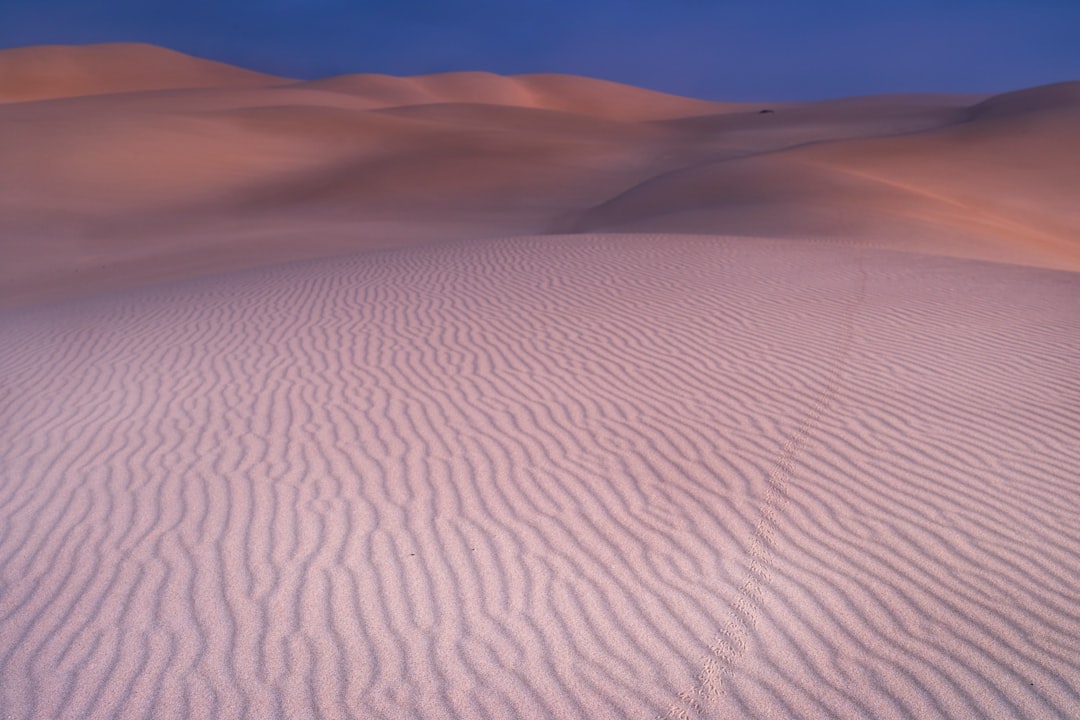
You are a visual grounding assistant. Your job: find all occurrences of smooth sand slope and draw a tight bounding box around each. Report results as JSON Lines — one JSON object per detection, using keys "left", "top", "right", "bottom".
{"left": 582, "top": 85, "right": 1080, "bottom": 266}
{"left": 0, "top": 43, "right": 289, "bottom": 104}
{"left": 1, "top": 43, "right": 1079, "bottom": 720}
{"left": 1, "top": 44, "right": 1078, "bottom": 308}
{"left": 2, "top": 235, "right": 1079, "bottom": 719}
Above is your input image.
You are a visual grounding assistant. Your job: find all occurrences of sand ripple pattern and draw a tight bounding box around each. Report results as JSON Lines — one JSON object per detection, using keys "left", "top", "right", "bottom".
{"left": 1, "top": 235, "right": 1078, "bottom": 719}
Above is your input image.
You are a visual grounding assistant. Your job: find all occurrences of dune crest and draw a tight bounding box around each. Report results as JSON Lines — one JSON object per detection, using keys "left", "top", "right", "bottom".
{"left": 298, "top": 71, "right": 747, "bottom": 120}
{"left": 0, "top": 43, "right": 288, "bottom": 104}
{"left": 967, "top": 80, "right": 1080, "bottom": 119}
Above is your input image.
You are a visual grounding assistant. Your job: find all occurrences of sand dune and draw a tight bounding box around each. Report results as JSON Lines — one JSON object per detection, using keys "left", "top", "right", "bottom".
{"left": 2, "top": 235, "right": 1078, "bottom": 719}
{"left": 1, "top": 45, "right": 1078, "bottom": 307}
{"left": 0, "top": 43, "right": 287, "bottom": 104}
{"left": 1, "top": 43, "right": 1079, "bottom": 719}
{"left": 573, "top": 84, "right": 1080, "bottom": 267}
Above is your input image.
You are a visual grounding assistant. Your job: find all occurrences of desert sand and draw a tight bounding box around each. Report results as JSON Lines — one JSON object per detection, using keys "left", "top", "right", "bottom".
{"left": 1, "top": 44, "right": 1078, "bottom": 719}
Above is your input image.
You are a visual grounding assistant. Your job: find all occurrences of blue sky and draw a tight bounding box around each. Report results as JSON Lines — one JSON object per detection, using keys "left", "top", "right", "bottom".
{"left": 1, "top": 0, "right": 1078, "bottom": 100}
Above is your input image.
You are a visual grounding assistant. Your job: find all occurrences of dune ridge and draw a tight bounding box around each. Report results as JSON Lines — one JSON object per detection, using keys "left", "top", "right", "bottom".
{"left": 0, "top": 43, "right": 288, "bottom": 104}
{"left": 298, "top": 71, "right": 746, "bottom": 120}
{"left": 2, "top": 234, "right": 1079, "bottom": 719}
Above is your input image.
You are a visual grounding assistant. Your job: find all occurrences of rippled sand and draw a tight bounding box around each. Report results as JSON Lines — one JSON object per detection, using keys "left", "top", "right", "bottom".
{"left": 3, "top": 235, "right": 1078, "bottom": 719}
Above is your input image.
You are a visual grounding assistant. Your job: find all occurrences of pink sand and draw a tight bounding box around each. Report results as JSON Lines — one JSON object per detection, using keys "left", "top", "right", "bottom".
{"left": 1, "top": 44, "right": 1078, "bottom": 719}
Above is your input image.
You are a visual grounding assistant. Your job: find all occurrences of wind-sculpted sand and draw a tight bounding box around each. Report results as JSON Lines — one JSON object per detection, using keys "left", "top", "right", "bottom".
{"left": 2, "top": 44, "right": 1079, "bottom": 308}
{"left": 2, "top": 234, "right": 1078, "bottom": 719}
{"left": 1, "top": 43, "right": 1079, "bottom": 720}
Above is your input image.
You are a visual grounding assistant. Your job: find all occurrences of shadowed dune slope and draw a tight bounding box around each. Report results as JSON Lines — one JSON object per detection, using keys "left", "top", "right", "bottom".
{"left": 0, "top": 93, "right": 678, "bottom": 305}
{"left": 0, "top": 43, "right": 288, "bottom": 103}
{"left": 1, "top": 235, "right": 1078, "bottom": 719}
{"left": 968, "top": 80, "right": 1080, "bottom": 119}
{"left": 0, "top": 44, "right": 1077, "bottom": 309}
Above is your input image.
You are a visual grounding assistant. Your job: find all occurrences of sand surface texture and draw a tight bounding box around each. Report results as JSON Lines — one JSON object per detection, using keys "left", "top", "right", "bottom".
{"left": 1, "top": 44, "right": 1079, "bottom": 719}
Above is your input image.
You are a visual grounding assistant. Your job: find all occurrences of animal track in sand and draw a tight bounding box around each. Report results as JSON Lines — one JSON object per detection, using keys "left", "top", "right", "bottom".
{"left": 663, "top": 256, "right": 867, "bottom": 720}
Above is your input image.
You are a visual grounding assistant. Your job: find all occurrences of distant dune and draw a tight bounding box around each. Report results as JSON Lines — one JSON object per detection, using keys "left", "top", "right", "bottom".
{"left": 0, "top": 42, "right": 288, "bottom": 104}
{"left": 0, "top": 43, "right": 1077, "bottom": 306}
{"left": 1, "top": 45, "right": 1079, "bottom": 720}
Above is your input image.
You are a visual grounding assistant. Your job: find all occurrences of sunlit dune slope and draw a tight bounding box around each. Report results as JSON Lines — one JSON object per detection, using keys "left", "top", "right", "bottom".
{"left": 572, "top": 82, "right": 1080, "bottom": 268}
{"left": 0, "top": 42, "right": 288, "bottom": 103}
{"left": 0, "top": 43, "right": 1077, "bottom": 307}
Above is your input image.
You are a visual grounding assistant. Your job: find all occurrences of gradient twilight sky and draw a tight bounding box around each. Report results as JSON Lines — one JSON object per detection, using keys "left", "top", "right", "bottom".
{"left": 1, "top": 0, "right": 1078, "bottom": 101}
